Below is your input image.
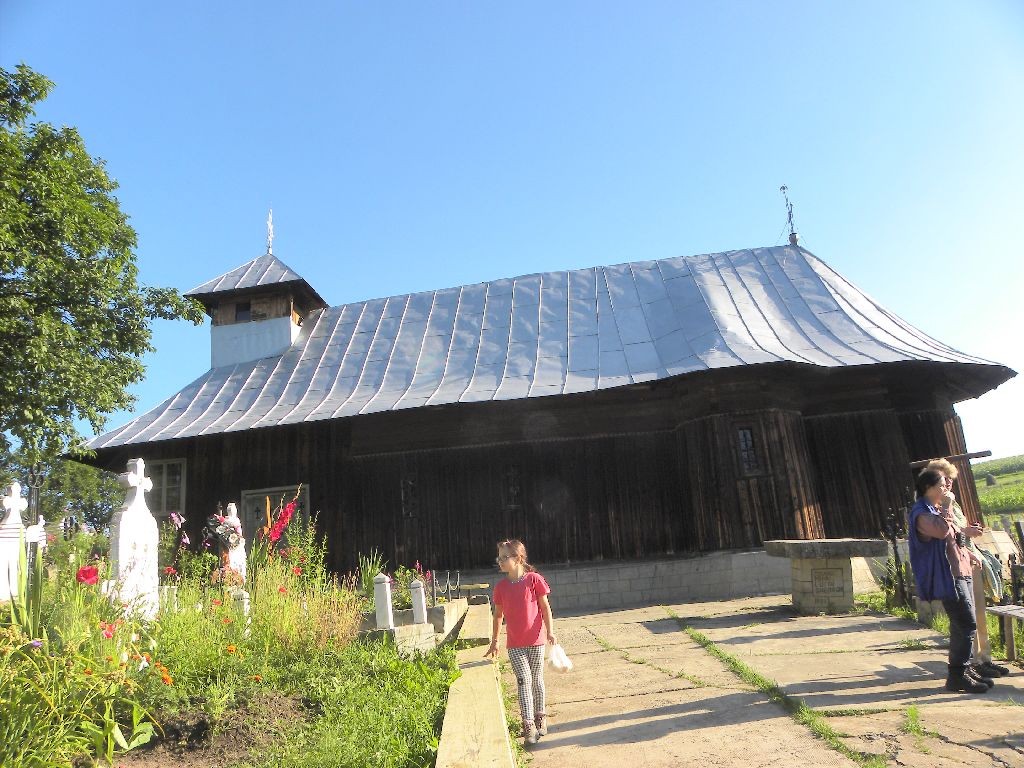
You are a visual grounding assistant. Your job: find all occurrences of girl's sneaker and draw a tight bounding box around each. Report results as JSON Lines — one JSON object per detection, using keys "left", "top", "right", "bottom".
{"left": 523, "top": 722, "right": 539, "bottom": 746}
{"left": 535, "top": 713, "right": 548, "bottom": 736}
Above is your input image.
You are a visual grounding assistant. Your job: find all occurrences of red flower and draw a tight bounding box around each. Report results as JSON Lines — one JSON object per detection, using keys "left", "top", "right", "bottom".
{"left": 46, "top": 533, "right": 56, "bottom": 545}
{"left": 163, "top": 566, "right": 177, "bottom": 576}
{"left": 292, "top": 566, "right": 302, "bottom": 576}
{"left": 212, "top": 598, "right": 222, "bottom": 606}
{"left": 222, "top": 617, "right": 233, "bottom": 624}
{"left": 268, "top": 501, "right": 297, "bottom": 543}
{"left": 278, "top": 586, "right": 287, "bottom": 594}
{"left": 101, "top": 623, "right": 116, "bottom": 640}
{"left": 76, "top": 566, "right": 99, "bottom": 585}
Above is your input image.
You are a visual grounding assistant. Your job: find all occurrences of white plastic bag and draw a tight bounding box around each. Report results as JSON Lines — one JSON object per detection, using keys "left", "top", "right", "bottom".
{"left": 548, "top": 643, "right": 573, "bottom": 672}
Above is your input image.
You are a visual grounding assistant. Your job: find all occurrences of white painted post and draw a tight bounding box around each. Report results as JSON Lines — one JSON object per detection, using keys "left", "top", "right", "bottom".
{"left": 411, "top": 578, "right": 428, "bottom": 625}
{"left": 0, "top": 483, "right": 28, "bottom": 602}
{"left": 24, "top": 515, "right": 47, "bottom": 548}
{"left": 107, "top": 459, "right": 160, "bottom": 620}
{"left": 374, "top": 573, "right": 394, "bottom": 630}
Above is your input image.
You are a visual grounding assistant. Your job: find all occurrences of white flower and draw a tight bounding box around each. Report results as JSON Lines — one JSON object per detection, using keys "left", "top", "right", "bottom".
{"left": 138, "top": 658, "right": 149, "bottom": 672}
{"left": 120, "top": 651, "right": 128, "bottom": 663}
{"left": 131, "top": 633, "right": 139, "bottom": 643}
{"left": 149, "top": 639, "right": 156, "bottom": 650}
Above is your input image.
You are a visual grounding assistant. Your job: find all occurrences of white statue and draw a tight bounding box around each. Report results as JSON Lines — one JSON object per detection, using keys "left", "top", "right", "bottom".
{"left": 107, "top": 459, "right": 159, "bottom": 619}
{"left": 223, "top": 502, "right": 246, "bottom": 584}
{"left": 0, "top": 482, "right": 28, "bottom": 602}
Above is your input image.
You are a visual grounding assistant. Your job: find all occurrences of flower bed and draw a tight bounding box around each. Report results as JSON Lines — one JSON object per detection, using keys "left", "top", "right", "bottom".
{"left": 2, "top": 511, "right": 458, "bottom": 768}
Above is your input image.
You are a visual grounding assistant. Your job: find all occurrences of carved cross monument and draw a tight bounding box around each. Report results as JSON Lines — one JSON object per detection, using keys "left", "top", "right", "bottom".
{"left": 107, "top": 459, "right": 160, "bottom": 619}
{"left": 0, "top": 482, "right": 28, "bottom": 602}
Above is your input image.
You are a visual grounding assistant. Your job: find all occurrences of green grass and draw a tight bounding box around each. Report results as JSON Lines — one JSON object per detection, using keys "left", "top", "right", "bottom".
{"left": 978, "top": 481, "right": 1024, "bottom": 518}
{"left": 246, "top": 640, "right": 459, "bottom": 768}
{"left": 973, "top": 455, "right": 1024, "bottom": 517}
{"left": 900, "top": 704, "right": 935, "bottom": 753}
{"left": 853, "top": 591, "right": 917, "bottom": 623}
{"left": 896, "top": 638, "right": 928, "bottom": 651}
{"left": 662, "top": 609, "right": 887, "bottom": 768}
{"left": 972, "top": 454, "right": 1024, "bottom": 479}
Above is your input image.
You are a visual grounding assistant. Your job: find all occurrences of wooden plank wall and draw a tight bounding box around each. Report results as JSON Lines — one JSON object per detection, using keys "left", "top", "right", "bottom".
{"left": 339, "top": 432, "right": 686, "bottom": 571}
{"left": 88, "top": 388, "right": 980, "bottom": 572}
{"left": 679, "top": 410, "right": 823, "bottom": 552}
{"left": 898, "top": 409, "right": 982, "bottom": 524}
{"left": 804, "top": 410, "right": 912, "bottom": 537}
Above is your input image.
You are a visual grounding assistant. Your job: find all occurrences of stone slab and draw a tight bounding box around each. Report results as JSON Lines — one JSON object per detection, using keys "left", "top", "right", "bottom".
{"left": 517, "top": 604, "right": 854, "bottom": 767}
{"left": 764, "top": 538, "right": 889, "bottom": 559}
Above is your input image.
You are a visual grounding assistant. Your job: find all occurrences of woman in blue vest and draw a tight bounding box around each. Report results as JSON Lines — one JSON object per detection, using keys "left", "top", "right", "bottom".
{"left": 907, "top": 468, "right": 991, "bottom": 693}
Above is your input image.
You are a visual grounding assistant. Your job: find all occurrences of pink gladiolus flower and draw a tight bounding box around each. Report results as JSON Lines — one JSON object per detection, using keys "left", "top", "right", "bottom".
{"left": 180, "top": 532, "right": 190, "bottom": 546}
{"left": 268, "top": 500, "right": 297, "bottom": 543}
{"left": 102, "top": 623, "right": 115, "bottom": 640}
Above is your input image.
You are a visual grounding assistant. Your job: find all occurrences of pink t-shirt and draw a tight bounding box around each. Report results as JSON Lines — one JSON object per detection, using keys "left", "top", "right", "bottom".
{"left": 493, "top": 571, "right": 551, "bottom": 648}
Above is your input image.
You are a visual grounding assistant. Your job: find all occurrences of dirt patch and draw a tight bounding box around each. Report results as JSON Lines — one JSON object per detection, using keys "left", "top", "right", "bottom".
{"left": 115, "top": 691, "right": 307, "bottom": 768}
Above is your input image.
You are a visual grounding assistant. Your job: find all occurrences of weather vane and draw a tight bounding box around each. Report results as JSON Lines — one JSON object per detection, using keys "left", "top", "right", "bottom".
{"left": 266, "top": 209, "right": 274, "bottom": 255}
{"left": 779, "top": 186, "right": 799, "bottom": 246}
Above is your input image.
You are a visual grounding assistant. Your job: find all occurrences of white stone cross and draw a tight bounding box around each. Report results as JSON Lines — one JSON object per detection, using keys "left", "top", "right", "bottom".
{"left": 0, "top": 483, "right": 29, "bottom": 602}
{"left": 107, "top": 459, "right": 159, "bottom": 619}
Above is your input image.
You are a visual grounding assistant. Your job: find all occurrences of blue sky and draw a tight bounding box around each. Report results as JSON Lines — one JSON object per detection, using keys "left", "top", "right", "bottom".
{"left": 5, "top": 1, "right": 1023, "bottom": 459}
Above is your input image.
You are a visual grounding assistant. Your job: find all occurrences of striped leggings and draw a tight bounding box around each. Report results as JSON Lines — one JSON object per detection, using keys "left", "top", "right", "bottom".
{"left": 508, "top": 644, "right": 546, "bottom": 724}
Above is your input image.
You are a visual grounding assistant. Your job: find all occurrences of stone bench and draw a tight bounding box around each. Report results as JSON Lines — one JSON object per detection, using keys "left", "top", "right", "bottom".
{"left": 765, "top": 538, "right": 889, "bottom": 614}
{"left": 986, "top": 604, "right": 1024, "bottom": 663}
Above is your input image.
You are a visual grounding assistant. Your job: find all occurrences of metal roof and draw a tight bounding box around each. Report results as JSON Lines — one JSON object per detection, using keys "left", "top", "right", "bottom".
{"left": 89, "top": 245, "right": 1006, "bottom": 450}
{"left": 184, "top": 254, "right": 308, "bottom": 297}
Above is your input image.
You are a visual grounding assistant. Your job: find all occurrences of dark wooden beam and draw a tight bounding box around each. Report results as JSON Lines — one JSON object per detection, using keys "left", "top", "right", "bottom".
{"left": 908, "top": 450, "right": 992, "bottom": 469}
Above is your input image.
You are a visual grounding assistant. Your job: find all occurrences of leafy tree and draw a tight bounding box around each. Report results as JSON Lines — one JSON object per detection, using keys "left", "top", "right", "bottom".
{"left": 0, "top": 64, "right": 204, "bottom": 465}
{"left": 1, "top": 446, "right": 121, "bottom": 531}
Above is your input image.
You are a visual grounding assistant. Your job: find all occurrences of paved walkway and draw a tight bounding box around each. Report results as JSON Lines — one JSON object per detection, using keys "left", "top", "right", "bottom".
{"left": 502, "top": 597, "right": 1024, "bottom": 767}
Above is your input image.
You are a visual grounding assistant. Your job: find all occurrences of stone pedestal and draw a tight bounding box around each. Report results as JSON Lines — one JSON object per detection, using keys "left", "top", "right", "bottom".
{"left": 765, "top": 538, "right": 889, "bottom": 614}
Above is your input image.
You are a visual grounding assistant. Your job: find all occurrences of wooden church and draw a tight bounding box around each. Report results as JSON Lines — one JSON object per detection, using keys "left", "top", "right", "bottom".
{"left": 84, "top": 244, "right": 1015, "bottom": 572}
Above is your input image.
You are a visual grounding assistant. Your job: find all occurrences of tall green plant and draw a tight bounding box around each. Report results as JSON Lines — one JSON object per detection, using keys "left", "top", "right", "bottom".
{"left": 358, "top": 550, "right": 386, "bottom": 608}
{"left": 9, "top": 532, "right": 45, "bottom": 639}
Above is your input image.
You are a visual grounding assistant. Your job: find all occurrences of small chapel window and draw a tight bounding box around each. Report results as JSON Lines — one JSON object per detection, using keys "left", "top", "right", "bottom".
{"left": 235, "top": 301, "right": 252, "bottom": 322}
{"left": 737, "top": 428, "right": 760, "bottom": 474}
{"left": 401, "top": 472, "right": 419, "bottom": 519}
{"left": 502, "top": 464, "right": 522, "bottom": 509}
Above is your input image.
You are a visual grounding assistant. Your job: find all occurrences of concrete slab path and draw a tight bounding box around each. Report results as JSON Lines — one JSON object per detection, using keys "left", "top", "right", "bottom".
{"left": 501, "top": 598, "right": 1024, "bottom": 767}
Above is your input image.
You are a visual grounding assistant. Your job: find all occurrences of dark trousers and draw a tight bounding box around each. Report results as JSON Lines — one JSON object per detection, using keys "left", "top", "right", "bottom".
{"left": 941, "top": 576, "right": 976, "bottom": 674}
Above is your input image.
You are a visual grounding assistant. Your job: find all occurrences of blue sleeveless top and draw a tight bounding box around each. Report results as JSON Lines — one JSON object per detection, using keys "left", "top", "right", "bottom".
{"left": 907, "top": 497, "right": 956, "bottom": 601}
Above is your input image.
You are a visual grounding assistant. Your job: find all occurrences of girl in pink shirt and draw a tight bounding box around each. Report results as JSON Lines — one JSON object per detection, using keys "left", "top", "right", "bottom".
{"left": 485, "top": 538, "right": 557, "bottom": 746}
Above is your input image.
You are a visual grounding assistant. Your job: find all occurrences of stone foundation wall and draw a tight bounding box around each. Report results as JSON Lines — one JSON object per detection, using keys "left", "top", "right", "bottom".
{"left": 462, "top": 549, "right": 791, "bottom": 612}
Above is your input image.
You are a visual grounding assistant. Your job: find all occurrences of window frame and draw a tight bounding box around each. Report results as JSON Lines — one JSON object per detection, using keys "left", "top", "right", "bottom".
{"left": 735, "top": 426, "right": 762, "bottom": 476}
{"left": 143, "top": 458, "right": 187, "bottom": 521}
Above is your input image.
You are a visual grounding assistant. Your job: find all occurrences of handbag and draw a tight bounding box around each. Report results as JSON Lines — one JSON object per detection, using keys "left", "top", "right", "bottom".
{"left": 548, "top": 643, "right": 573, "bottom": 672}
